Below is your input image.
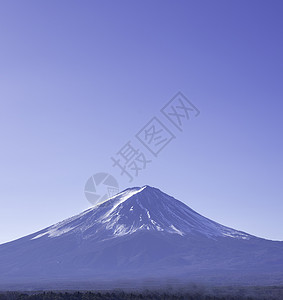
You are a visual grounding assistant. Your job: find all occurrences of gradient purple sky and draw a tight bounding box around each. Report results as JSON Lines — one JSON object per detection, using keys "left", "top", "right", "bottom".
{"left": 0, "top": 0, "right": 282, "bottom": 244}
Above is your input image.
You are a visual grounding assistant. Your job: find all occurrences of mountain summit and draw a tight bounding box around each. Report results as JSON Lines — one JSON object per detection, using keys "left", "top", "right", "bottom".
{"left": 31, "top": 185, "right": 251, "bottom": 241}
{"left": 0, "top": 186, "right": 282, "bottom": 289}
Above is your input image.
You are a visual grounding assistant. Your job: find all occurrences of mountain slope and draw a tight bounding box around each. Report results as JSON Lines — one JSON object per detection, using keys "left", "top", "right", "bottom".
{"left": 0, "top": 186, "right": 283, "bottom": 288}
{"left": 30, "top": 186, "right": 253, "bottom": 241}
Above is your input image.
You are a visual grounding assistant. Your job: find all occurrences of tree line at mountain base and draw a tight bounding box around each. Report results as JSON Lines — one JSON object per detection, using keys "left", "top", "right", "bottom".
{"left": 1, "top": 289, "right": 283, "bottom": 300}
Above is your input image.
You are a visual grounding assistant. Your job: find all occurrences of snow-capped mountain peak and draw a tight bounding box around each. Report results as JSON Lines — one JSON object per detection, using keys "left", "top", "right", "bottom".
{"left": 30, "top": 186, "right": 251, "bottom": 241}
{"left": 1, "top": 185, "right": 282, "bottom": 288}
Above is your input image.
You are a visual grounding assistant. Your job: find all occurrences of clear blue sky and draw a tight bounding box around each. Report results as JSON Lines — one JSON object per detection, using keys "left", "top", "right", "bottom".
{"left": 0, "top": 0, "right": 282, "bottom": 244}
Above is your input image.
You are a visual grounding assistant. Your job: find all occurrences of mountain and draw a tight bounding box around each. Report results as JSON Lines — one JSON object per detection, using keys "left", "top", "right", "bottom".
{"left": 0, "top": 185, "right": 283, "bottom": 290}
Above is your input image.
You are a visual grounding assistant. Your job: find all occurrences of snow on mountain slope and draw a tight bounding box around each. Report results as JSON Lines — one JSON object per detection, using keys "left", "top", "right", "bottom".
{"left": 29, "top": 185, "right": 251, "bottom": 242}
{"left": 0, "top": 185, "right": 283, "bottom": 288}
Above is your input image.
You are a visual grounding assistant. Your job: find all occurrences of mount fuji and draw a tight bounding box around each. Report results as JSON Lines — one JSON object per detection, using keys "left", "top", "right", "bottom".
{"left": 0, "top": 186, "right": 283, "bottom": 289}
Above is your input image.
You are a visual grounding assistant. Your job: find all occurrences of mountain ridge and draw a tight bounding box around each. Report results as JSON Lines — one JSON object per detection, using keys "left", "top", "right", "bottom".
{"left": 27, "top": 185, "right": 253, "bottom": 242}
{"left": 0, "top": 185, "right": 282, "bottom": 289}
